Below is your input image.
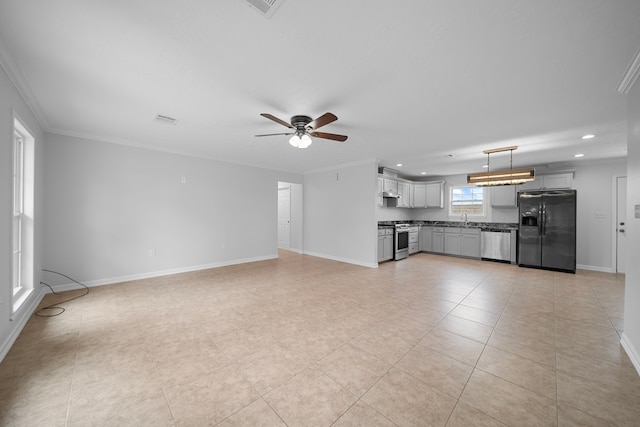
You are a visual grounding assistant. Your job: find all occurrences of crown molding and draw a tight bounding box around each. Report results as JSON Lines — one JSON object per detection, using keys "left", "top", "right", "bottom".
{"left": 618, "top": 46, "right": 640, "bottom": 95}
{"left": 0, "top": 38, "right": 50, "bottom": 130}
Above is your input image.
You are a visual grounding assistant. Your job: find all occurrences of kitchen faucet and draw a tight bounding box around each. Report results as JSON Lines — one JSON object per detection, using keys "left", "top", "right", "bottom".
{"left": 461, "top": 212, "right": 468, "bottom": 227}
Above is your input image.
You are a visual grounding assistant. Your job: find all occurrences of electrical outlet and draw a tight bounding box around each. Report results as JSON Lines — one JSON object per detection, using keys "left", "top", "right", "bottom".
{"left": 149, "top": 249, "right": 156, "bottom": 257}
{"left": 594, "top": 212, "right": 607, "bottom": 219}
{"left": 181, "top": 176, "right": 187, "bottom": 184}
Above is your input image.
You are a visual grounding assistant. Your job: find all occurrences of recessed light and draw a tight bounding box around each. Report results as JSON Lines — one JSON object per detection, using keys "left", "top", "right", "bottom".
{"left": 582, "top": 134, "right": 595, "bottom": 140}
{"left": 482, "top": 164, "right": 489, "bottom": 168}
{"left": 574, "top": 153, "right": 585, "bottom": 158}
{"left": 446, "top": 154, "right": 455, "bottom": 158}
{"left": 420, "top": 172, "right": 427, "bottom": 175}
{"left": 396, "top": 163, "right": 403, "bottom": 167}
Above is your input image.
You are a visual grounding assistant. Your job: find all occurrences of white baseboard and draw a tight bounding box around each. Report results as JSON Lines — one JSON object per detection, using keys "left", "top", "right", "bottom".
{"left": 0, "top": 287, "right": 46, "bottom": 362}
{"left": 47, "top": 254, "right": 279, "bottom": 293}
{"left": 303, "top": 251, "right": 377, "bottom": 269}
{"left": 576, "top": 264, "right": 615, "bottom": 273}
{"left": 621, "top": 333, "right": 640, "bottom": 377}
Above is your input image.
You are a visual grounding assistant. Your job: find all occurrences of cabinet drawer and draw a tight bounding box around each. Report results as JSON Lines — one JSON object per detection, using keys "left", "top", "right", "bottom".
{"left": 445, "top": 227, "right": 461, "bottom": 233}
{"left": 433, "top": 227, "right": 445, "bottom": 232}
{"left": 409, "top": 233, "right": 419, "bottom": 243}
{"left": 409, "top": 242, "right": 419, "bottom": 254}
{"left": 461, "top": 228, "right": 480, "bottom": 235}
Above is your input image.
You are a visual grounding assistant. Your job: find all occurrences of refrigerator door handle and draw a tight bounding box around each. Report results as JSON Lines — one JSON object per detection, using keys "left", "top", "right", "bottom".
{"left": 541, "top": 203, "right": 547, "bottom": 236}
{"left": 538, "top": 202, "right": 543, "bottom": 236}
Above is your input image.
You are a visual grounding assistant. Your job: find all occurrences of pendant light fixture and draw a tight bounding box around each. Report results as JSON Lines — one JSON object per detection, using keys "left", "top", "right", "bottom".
{"left": 467, "top": 145, "right": 535, "bottom": 186}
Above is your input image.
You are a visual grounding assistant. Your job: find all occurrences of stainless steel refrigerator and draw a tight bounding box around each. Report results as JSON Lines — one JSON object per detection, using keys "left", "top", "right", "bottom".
{"left": 518, "top": 189, "right": 576, "bottom": 273}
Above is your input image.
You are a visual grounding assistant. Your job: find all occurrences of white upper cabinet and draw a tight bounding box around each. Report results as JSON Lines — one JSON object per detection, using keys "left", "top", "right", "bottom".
{"left": 377, "top": 177, "right": 384, "bottom": 207}
{"left": 413, "top": 184, "right": 427, "bottom": 208}
{"left": 490, "top": 185, "right": 517, "bottom": 207}
{"left": 413, "top": 182, "right": 444, "bottom": 208}
{"left": 425, "top": 182, "right": 444, "bottom": 208}
{"left": 397, "top": 181, "right": 413, "bottom": 207}
{"left": 383, "top": 178, "right": 398, "bottom": 193}
{"left": 519, "top": 172, "right": 573, "bottom": 191}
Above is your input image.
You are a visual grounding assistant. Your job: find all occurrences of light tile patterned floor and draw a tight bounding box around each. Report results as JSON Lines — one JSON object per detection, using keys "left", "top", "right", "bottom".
{"left": 1, "top": 250, "right": 638, "bottom": 426}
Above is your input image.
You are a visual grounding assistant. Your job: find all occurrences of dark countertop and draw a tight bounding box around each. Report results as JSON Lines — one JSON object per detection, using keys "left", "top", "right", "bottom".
{"left": 378, "top": 220, "right": 518, "bottom": 231}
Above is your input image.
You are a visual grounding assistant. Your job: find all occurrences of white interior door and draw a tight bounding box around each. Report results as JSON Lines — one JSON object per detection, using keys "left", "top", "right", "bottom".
{"left": 278, "top": 186, "right": 291, "bottom": 249}
{"left": 616, "top": 176, "right": 627, "bottom": 273}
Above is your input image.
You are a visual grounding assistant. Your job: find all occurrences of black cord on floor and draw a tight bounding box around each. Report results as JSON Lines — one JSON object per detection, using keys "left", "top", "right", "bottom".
{"left": 36, "top": 269, "right": 90, "bottom": 317}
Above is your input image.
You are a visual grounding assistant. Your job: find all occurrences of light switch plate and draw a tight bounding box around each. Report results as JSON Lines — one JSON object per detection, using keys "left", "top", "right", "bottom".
{"left": 635, "top": 204, "right": 640, "bottom": 219}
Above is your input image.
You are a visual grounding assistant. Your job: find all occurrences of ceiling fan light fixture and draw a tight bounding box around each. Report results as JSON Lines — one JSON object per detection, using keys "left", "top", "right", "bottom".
{"left": 289, "top": 133, "right": 312, "bottom": 148}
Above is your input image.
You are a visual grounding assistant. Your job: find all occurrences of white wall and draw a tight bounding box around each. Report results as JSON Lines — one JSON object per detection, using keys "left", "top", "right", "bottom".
{"left": 623, "top": 72, "right": 640, "bottom": 374}
{"left": 304, "top": 159, "right": 378, "bottom": 267}
{"left": 572, "top": 159, "right": 627, "bottom": 271}
{"left": 0, "top": 61, "right": 46, "bottom": 360}
{"left": 43, "top": 133, "right": 303, "bottom": 285}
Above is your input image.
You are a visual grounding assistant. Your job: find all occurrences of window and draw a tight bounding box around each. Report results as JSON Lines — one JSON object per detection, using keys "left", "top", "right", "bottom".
{"left": 12, "top": 117, "right": 34, "bottom": 313}
{"left": 450, "top": 185, "right": 486, "bottom": 217}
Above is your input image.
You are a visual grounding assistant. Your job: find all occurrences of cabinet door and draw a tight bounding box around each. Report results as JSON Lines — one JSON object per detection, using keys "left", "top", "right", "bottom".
{"left": 398, "top": 182, "right": 412, "bottom": 207}
{"left": 444, "top": 233, "right": 461, "bottom": 255}
{"left": 518, "top": 177, "right": 541, "bottom": 191}
{"left": 490, "top": 186, "right": 517, "bottom": 207}
{"left": 421, "top": 227, "right": 431, "bottom": 251}
{"left": 413, "top": 184, "right": 427, "bottom": 208}
{"left": 426, "top": 183, "right": 444, "bottom": 208}
{"left": 432, "top": 232, "right": 444, "bottom": 253}
{"left": 383, "top": 235, "right": 394, "bottom": 260}
{"left": 383, "top": 178, "right": 398, "bottom": 193}
{"left": 541, "top": 173, "right": 573, "bottom": 189}
{"left": 377, "top": 177, "right": 384, "bottom": 207}
{"left": 461, "top": 233, "right": 481, "bottom": 258}
{"left": 378, "top": 236, "right": 385, "bottom": 262}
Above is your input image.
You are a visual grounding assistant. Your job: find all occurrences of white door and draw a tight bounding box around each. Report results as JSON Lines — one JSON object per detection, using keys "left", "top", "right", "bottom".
{"left": 616, "top": 176, "right": 627, "bottom": 273}
{"left": 278, "top": 186, "right": 291, "bottom": 249}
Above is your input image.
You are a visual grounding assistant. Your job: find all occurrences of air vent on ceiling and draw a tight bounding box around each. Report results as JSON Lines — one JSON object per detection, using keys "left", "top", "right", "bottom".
{"left": 244, "top": 0, "right": 284, "bottom": 18}
{"left": 154, "top": 114, "right": 178, "bottom": 125}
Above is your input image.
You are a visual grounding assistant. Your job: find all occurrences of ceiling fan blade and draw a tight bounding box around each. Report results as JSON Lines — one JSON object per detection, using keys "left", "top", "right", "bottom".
{"left": 310, "top": 131, "right": 348, "bottom": 142}
{"left": 260, "top": 113, "right": 293, "bottom": 129}
{"left": 255, "top": 132, "right": 294, "bottom": 137}
{"left": 306, "top": 112, "right": 338, "bottom": 131}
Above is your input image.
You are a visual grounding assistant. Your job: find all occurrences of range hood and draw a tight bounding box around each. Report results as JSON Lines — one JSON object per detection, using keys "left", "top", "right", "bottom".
{"left": 382, "top": 190, "right": 401, "bottom": 198}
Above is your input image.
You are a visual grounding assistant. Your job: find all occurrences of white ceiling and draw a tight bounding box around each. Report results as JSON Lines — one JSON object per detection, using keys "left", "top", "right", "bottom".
{"left": 1, "top": 0, "right": 639, "bottom": 178}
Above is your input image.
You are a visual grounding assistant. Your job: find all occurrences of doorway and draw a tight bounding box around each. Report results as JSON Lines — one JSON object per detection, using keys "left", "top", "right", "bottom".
{"left": 278, "top": 184, "right": 291, "bottom": 249}
{"left": 278, "top": 181, "right": 303, "bottom": 253}
{"left": 616, "top": 176, "right": 627, "bottom": 274}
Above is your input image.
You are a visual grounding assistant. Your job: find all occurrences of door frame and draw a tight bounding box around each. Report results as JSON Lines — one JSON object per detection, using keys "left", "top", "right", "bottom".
{"left": 278, "top": 181, "right": 304, "bottom": 254}
{"left": 613, "top": 175, "right": 627, "bottom": 273}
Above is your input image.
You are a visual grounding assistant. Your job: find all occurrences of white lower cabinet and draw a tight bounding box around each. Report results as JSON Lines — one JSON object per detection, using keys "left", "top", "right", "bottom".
{"left": 431, "top": 227, "right": 445, "bottom": 253}
{"left": 444, "top": 228, "right": 462, "bottom": 255}
{"left": 378, "top": 228, "right": 394, "bottom": 262}
{"left": 408, "top": 226, "right": 420, "bottom": 255}
{"left": 421, "top": 226, "right": 481, "bottom": 258}
{"left": 460, "top": 230, "right": 481, "bottom": 258}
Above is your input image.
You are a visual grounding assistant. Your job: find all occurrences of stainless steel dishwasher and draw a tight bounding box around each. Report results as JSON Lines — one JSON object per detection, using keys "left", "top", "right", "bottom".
{"left": 481, "top": 229, "right": 517, "bottom": 263}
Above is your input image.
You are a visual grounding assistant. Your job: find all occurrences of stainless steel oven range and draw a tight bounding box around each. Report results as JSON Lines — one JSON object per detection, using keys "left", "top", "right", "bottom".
{"left": 394, "top": 223, "right": 410, "bottom": 260}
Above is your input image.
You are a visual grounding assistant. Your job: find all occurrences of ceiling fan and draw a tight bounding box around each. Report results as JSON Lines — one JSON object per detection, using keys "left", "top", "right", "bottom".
{"left": 255, "top": 112, "right": 348, "bottom": 148}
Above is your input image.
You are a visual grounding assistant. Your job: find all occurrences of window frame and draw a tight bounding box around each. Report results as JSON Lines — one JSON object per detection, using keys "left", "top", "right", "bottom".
{"left": 11, "top": 117, "right": 34, "bottom": 314}
{"left": 448, "top": 185, "right": 487, "bottom": 218}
